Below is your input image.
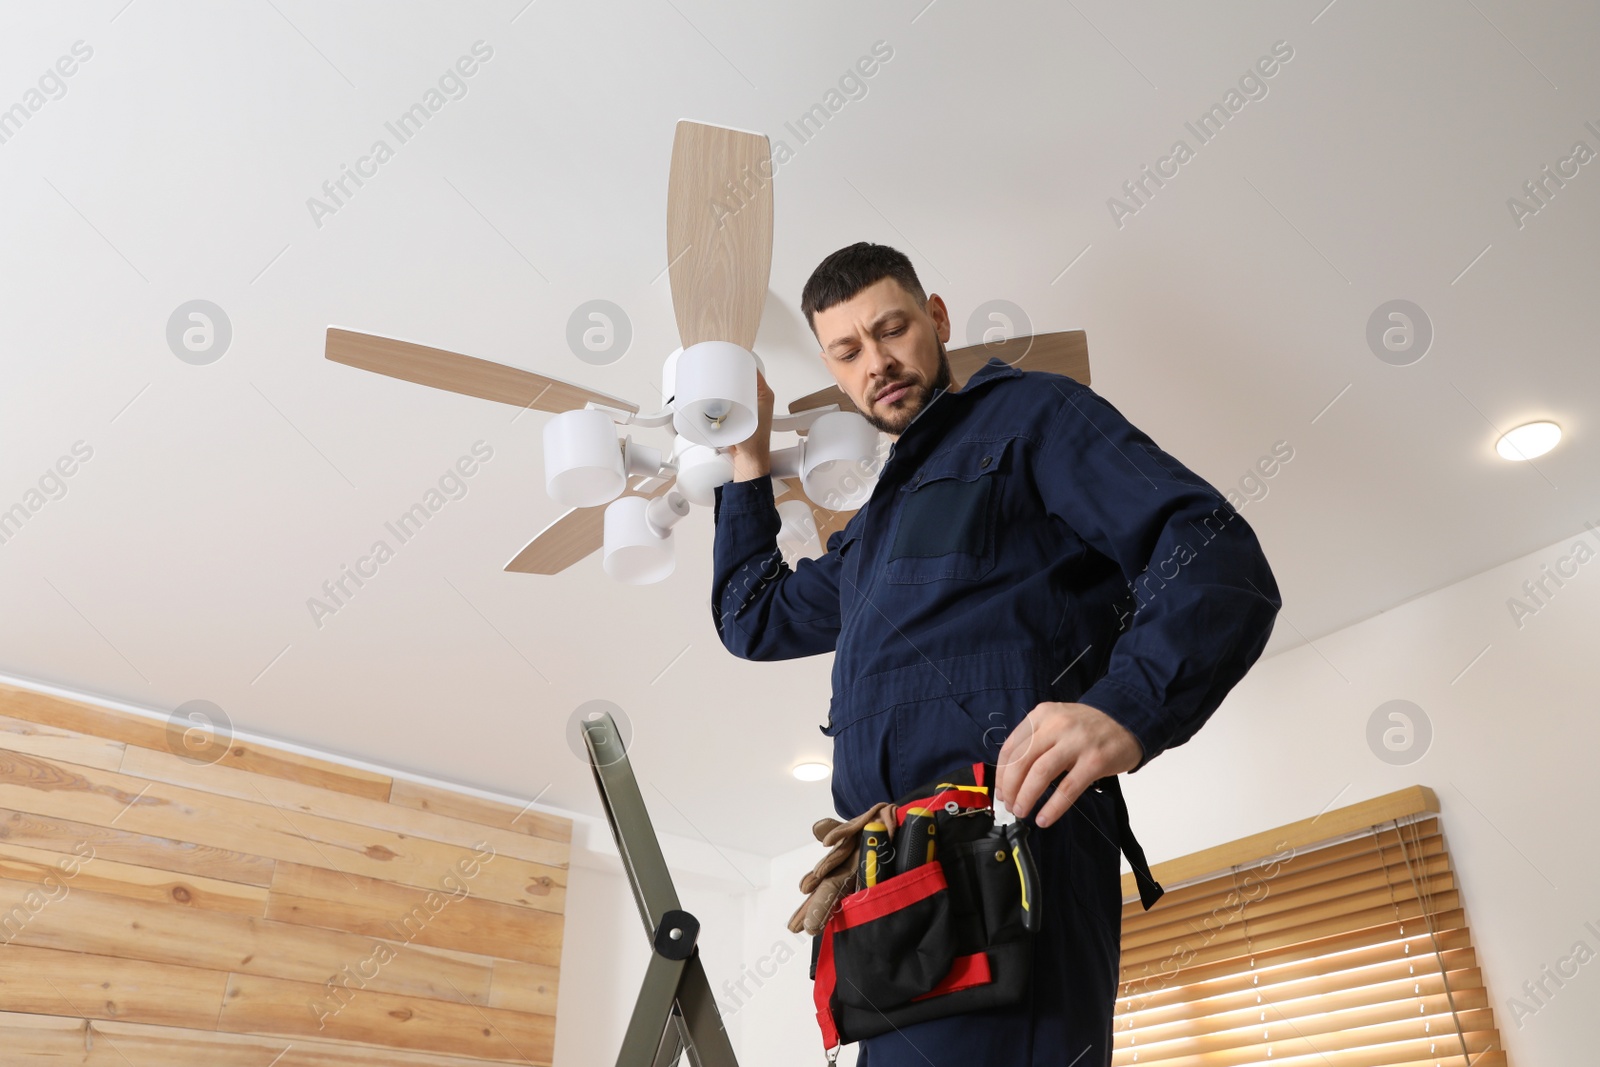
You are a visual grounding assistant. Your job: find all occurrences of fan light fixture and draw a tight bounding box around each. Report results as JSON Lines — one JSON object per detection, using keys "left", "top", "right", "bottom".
{"left": 792, "top": 411, "right": 881, "bottom": 511}
{"left": 672, "top": 340, "right": 759, "bottom": 448}
{"left": 752, "top": 409, "right": 883, "bottom": 522}
{"left": 671, "top": 438, "right": 735, "bottom": 508}
{"left": 792, "top": 761, "right": 832, "bottom": 782}
{"left": 776, "top": 498, "right": 820, "bottom": 558}
{"left": 1495, "top": 420, "right": 1561, "bottom": 461}
{"left": 544, "top": 408, "right": 628, "bottom": 508}
{"left": 603, "top": 492, "right": 690, "bottom": 584}
{"left": 324, "top": 122, "right": 1093, "bottom": 589}
{"left": 542, "top": 399, "right": 879, "bottom": 584}
{"left": 539, "top": 392, "right": 881, "bottom": 584}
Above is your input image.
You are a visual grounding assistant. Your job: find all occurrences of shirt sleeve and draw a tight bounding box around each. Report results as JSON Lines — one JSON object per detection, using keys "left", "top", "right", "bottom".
{"left": 1029, "top": 376, "right": 1283, "bottom": 770}
{"left": 711, "top": 474, "right": 846, "bottom": 661}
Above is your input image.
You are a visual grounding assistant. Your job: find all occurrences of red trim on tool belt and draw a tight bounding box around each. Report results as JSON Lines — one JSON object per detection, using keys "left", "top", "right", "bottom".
{"left": 813, "top": 863, "right": 983, "bottom": 1051}
{"left": 837, "top": 860, "right": 947, "bottom": 927}
{"left": 896, "top": 786, "right": 989, "bottom": 824}
{"left": 814, "top": 921, "right": 840, "bottom": 1049}
{"left": 911, "top": 951, "right": 992, "bottom": 1001}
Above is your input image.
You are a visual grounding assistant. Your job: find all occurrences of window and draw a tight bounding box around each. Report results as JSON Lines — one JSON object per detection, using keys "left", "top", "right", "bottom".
{"left": 1114, "top": 786, "right": 1507, "bottom": 1067}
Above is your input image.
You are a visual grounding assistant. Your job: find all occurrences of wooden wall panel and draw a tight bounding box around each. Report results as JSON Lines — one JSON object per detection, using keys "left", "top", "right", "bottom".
{"left": 3, "top": 885, "right": 499, "bottom": 1004}
{"left": 390, "top": 777, "right": 574, "bottom": 845}
{"left": 488, "top": 961, "right": 562, "bottom": 1016}
{"left": 0, "top": 683, "right": 394, "bottom": 799}
{"left": 0, "top": 1011, "right": 543, "bottom": 1066}
{"left": 267, "top": 862, "right": 564, "bottom": 966}
{"left": 0, "top": 750, "right": 562, "bottom": 909}
{"left": 0, "top": 711, "right": 125, "bottom": 770}
{"left": 119, "top": 743, "right": 571, "bottom": 872}
{"left": 220, "top": 972, "right": 557, "bottom": 1061}
{"left": 0, "top": 683, "right": 571, "bottom": 1065}
{"left": 0, "top": 805, "right": 278, "bottom": 885}
{"left": 0, "top": 837, "right": 268, "bottom": 915}
{"left": 0, "top": 945, "right": 229, "bottom": 1029}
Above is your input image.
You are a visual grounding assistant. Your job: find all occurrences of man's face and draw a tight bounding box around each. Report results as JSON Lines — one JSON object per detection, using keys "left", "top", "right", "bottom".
{"left": 812, "top": 277, "right": 956, "bottom": 439}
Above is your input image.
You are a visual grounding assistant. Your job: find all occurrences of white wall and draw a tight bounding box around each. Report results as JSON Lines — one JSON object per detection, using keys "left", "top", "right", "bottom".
{"left": 730, "top": 844, "right": 860, "bottom": 1067}
{"left": 559, "top": 520, "right": 1600, "bottom": 1064}
{"left": 551, "top": 818, "right": 764, "bottom": 1066}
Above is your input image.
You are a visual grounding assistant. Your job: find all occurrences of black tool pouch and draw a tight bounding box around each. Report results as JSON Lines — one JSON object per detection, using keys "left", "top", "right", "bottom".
{"left": 808, "top": 761, "right": 1163, "bottom": 1055}
{"left": 809, "top": 762, "right": 1040, "bottom": 1050}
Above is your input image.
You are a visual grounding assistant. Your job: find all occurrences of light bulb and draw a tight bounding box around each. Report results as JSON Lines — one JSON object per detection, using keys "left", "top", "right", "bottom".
{"left": 1495, "top": 420, "right": 1561, "bottom": 461}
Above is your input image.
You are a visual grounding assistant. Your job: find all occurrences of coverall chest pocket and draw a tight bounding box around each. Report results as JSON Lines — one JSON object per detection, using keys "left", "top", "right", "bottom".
{"left": 885, "top": 437, "right": 1015, "bottom": 585}
{"left": 834, "top": 523, "right": 867, "bottom": 605}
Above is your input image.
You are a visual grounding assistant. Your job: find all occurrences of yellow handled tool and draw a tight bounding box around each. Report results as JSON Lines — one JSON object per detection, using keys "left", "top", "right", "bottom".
{"left": 857, "top": 821, "right": 891, "bottom": 888}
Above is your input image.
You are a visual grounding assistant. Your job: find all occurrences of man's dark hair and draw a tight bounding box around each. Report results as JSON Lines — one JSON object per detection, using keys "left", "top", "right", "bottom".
{"left": 800, "top": 242, "right": 927, "bottom": 337}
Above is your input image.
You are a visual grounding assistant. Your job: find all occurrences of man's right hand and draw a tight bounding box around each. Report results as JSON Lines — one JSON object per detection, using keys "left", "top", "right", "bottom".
{"left": 726, "top": 370, "right": 774, "bottom": 481}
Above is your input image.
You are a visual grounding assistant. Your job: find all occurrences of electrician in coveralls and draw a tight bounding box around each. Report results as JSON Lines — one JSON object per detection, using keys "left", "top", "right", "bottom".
{"left": 710, "top": 243, "right": 1281, "bottom": 1066}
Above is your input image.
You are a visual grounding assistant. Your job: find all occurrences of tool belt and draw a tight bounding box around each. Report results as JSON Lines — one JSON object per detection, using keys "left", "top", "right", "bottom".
{"left": 808, "top": 761, "right": 1163, "bottom": 1053}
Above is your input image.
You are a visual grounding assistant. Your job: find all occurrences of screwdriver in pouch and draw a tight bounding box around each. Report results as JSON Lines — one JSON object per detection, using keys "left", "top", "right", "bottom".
{"left": 857, "top": 821, "right": 892, "bottom": 888}
{"left": 896, "top": 806, "right": 937, "bottom": 875}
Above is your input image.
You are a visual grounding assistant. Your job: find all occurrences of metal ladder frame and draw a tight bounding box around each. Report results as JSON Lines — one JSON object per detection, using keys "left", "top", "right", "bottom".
{"left": 580, "top": 710, "right": 741, "bottom": 1067}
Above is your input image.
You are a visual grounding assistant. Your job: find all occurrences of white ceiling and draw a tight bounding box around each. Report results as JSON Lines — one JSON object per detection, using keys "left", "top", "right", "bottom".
{"left": 2, "top": 1, "right": 1595, "bottom": 858}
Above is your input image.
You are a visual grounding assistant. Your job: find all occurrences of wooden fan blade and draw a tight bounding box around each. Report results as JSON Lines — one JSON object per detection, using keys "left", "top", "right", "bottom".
{"left": 948, "top": 330, "right": 1089, "bottom": 387}
{"left": 787, "top": 330, "right": 1091, "bottom": 416}
{"left": 326, "top": 327, "right": 639, "bottom": 415}
{"left": 785, "top": 381, "right": 854, "bottom": 419}
{"left": 778, "top": 477, "right": 855, "bottom": 549}
{"left": 504, "top": 476, "right": 677, "bottom": 575}
{"left": 810, "top": 501, "right": 855, "bottom": 547}
{"left": 666, "top": 122, "right": 774, "bottom": 350}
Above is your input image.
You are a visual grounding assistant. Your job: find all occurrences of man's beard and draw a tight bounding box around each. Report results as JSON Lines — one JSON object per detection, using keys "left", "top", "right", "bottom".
{"left": 863, "top": 341, "right": 955, "bottom": 435}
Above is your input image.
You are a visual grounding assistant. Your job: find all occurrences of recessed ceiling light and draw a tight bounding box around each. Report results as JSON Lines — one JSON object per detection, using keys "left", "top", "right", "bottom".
{"left": 792, "top": 761, "right": 831, "bottom": 782}
{"left": 1495, "top": 420, "right": 1561, "bottom": 461}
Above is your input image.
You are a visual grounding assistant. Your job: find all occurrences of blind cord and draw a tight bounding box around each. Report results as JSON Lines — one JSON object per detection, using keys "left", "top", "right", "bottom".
{"left": 1371, "top": 826, "right": 1401, "bottom": 925}
{"left": 1229, "top": 864, "right": 1254, "bottom": 957}
{"left": 1393, "top": 816, "right": 1472, "bottom": 1067}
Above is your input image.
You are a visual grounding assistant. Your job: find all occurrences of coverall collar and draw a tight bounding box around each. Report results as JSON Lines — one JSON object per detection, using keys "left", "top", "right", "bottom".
{"left": 893, "top": 355, "right": 1023, "bottom": 446}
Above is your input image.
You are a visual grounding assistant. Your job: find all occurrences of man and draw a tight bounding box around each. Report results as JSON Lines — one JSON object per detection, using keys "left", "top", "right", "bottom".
{"left": 710, "top": 242, "right": 1281, "bottom": 1065}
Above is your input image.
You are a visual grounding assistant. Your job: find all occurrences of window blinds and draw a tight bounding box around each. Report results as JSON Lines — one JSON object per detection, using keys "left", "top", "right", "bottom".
{"left": 1113, "top": 812, "right": 1507, "bottom": 1067}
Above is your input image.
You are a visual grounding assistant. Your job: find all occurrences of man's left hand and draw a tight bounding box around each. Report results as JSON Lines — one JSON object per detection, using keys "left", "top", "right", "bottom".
{"left": 994, "top": 702, "right": 1143, "bottom": 828}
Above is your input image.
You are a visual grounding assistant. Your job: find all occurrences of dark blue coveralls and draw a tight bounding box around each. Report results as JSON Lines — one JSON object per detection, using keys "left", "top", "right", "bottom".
{"left": 712, "top": 357, "right": 1282, "bottom": 1065}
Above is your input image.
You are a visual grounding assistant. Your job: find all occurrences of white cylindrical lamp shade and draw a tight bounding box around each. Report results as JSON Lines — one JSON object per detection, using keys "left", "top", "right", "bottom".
{"left": 672, "top": 340, "right": 757, "bottom": 448}
{"left": 801, "top": 411, "right": 880, "bottom": 510}
{"left": 776, "top": 498, "right": 819, "bottom": 556}
{"left": 603, "top": 495, "right": 676, "bottom": 584}
{"left": 545, "top": 408, "right": 626, "bottom": 508}
{"left": 672, "top": 439, "right": 734, "bottom": 507}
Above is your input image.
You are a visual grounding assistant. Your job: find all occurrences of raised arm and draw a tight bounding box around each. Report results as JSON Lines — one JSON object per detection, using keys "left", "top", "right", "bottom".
{"left": 709, "top": 369, "right": 846, "bottom": 660}
{"left": 712, "top": 475, "right": 847, "bottom": 660}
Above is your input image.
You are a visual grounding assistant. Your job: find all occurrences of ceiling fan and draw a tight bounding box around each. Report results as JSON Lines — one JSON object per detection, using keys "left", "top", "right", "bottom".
{"left": 324, "top": 120, "right": 1091, "bottom": 582}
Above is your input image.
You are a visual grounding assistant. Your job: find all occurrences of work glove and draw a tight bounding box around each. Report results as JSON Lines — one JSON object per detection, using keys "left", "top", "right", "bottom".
{"left": 786, "top": 800, "right": 896, "bottom": 936}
